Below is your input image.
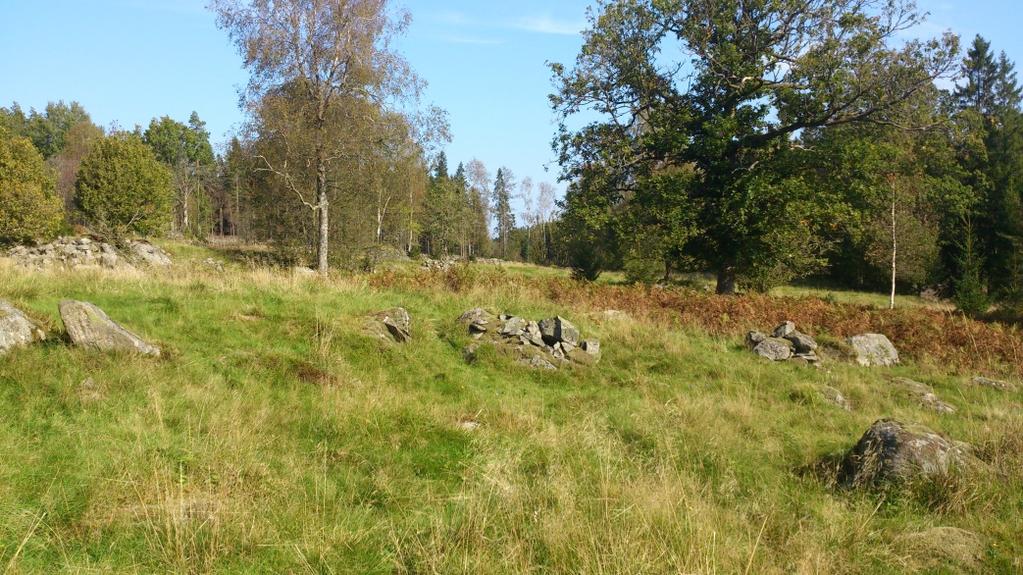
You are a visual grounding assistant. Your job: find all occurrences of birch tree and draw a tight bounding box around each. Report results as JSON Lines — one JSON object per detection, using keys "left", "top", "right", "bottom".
{"left": 211, "top": 0, "right": 416, "bottom": 274}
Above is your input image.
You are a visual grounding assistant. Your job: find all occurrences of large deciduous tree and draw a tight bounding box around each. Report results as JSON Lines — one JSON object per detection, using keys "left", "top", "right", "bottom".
{"left": 210, "top": 0, "right": 416, "bottom": 275}
{"left": 552, "top": 0, "right": 959, "bottom": 292}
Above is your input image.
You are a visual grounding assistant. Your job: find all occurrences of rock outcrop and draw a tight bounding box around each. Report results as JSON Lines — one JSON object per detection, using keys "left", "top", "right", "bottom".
{"left": 839, "top": 419, "right": 975, "bottom": 487}
{"left": 7, "top": 237, "right": 172, "bottom": 271}
{"left": 848, "top": 333, "right": 899, "bottom": 367}
{"left": 460, "top": 308, "right": 600, "bottom": 370}
{"left": 59, "top": 301, "right": 161, "bottom": 357}
{"left": 0, "top": 301, "right": 46, "bottom": 356}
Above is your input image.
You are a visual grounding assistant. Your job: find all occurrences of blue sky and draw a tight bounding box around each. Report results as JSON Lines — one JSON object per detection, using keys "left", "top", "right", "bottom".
{"left": 2, "top": 0, "right": 1022, "bottom": 210}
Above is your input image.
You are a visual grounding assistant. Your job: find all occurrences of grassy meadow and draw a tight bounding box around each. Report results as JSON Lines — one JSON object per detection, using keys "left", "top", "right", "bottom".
{"left": 0, "top": 243, "right": 1020, "bottom": 574}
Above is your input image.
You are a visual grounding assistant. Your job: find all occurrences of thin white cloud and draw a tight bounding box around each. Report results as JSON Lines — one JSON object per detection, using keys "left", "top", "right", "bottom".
{"left": 437, "top": 34, "right": 505, "bottom": 46}
{"left": 512, "top": 15, "right": 585, "bottom": 36}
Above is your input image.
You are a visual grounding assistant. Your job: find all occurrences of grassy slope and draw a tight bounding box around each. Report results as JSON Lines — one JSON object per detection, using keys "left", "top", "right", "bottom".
{"left": 0, "top": 245, "right": 1020, "bottom": 574}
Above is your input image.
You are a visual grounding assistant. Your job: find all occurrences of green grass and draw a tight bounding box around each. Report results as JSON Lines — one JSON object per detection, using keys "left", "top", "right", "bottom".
{"left": 0, "top": 247, "right": 1019, "bottom": 573}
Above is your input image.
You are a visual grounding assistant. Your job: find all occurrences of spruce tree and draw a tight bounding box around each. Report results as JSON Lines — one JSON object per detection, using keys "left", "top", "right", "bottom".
{"left": 493, "top": 168, "right": 516, "bottom": 259}
{"left": 955, "top": 36, "right": 1023, "bottom": 300}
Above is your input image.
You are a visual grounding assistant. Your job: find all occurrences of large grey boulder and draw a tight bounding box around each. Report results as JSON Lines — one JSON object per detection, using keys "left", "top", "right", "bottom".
{"left": 839, "top": 419, "right": 975, "bottom": 487}
{"left": 539, "top": 316, "right": 580, "bottom": 346}
{"left": 0, "top": 301, "right": 46, "bottom": 356}
{"left": 753, "top": 337, "right": 794, "bottom": 361}
{"left": 128, "top": 241, "right": 172, "bottom": 267}
{"left": 848, "top": 333, "right": 900, "bottom": 367}
{"left": 59, "top": 301, "right": 161, "bottom": 357}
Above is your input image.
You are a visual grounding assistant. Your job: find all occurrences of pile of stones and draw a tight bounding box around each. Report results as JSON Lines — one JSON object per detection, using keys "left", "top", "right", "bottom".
{"left": 421, "top": 258, "right": 459, "bottom": 272}
{"left": 459, "top": 308, "right": 600, "bottom": 370}
{"left": 746, "top": 321, "right": 821, "bottom": 365}
{"left": 0, "top": 299, "right": 160, "bottom": 358}
{"left": 6, "top": 237, "right": 172, "bottom": 271}
{"left": 747, "top": 321, "right": 902, "bottom": 368}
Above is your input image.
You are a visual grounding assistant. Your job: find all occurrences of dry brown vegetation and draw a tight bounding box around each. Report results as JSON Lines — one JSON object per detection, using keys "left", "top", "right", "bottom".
{"left": 370, "top": 266, "right": 1023, "bottom": 378}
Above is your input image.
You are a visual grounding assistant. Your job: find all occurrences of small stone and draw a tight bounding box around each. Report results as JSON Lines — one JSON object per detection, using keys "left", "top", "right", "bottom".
{"left": 581, "top": 340, "right": 601, "bottom": 356}
{"left": 822, "top": 386, "right": 852, "bottom": 411}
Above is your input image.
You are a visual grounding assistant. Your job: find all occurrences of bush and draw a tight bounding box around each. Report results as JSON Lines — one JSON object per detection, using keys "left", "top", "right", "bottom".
{"left": 0, "top": 129, "right": 63, "bottom": 245}
{"left": 75, "top": 134, "right": 173, "bottom": 239}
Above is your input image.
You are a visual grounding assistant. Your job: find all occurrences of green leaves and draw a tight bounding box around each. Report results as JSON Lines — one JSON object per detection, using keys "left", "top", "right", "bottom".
{"left": 75, "top": 134, "right": 174, "bottom": 239}
{"left": 0, "top": 129, "right": 63, "bottom": 245}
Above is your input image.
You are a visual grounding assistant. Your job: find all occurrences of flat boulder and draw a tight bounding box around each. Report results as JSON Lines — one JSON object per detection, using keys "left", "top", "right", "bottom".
{"left": 59, "top": 300, "right": 161, "bottom": 357}
{"left": 891, "top": 378, "right": 956, "bottom": 414}
{"left": 848, "top": 333, "right": 899, "bottom": 367}
{"left": 839, "top": 419, "right": 975, "bottom": 487}
{"left": 971, "top": 376, "right": 1016, "bottom": 392}
{"left": 753, "top": 337, "right": 793, "bottom": 361}
{"left": 0, "top": 301, "right": 46, "bottom": 355}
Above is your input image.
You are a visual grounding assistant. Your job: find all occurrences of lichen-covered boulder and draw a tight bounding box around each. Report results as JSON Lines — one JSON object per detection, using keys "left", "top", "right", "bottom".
{"left": 0, "top": 301, "right": 46, "bottom": 356}
{"left": 971, "top": 376, "right": 1016, "bottom": 392}
{"left": 753, "top": 337, "right": 794, "bottom": 361}
{"left": 128, "top": 241, "right": 172, "bottom": 267}
{"left": 368, "top": 307, "right": 412, "bottom": 343}
{"left": 839, "top": 419, "right": 975, "bottom": 487}
{"left": 848, "top": 333, "right": 900, "bottom": 367}
{"left": 59, "top": 301, "right": 161, "bottom": 357}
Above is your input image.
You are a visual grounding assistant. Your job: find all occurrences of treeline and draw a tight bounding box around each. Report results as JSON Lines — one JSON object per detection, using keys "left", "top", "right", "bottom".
{"left": 0, "top": 98, "right": 561, "bottom": 266}
{"left": 0, "top": 0, "right": 569, "bottom": 273}
{"left": 550, "top": 0, "right": 1023, "bottom": 313}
